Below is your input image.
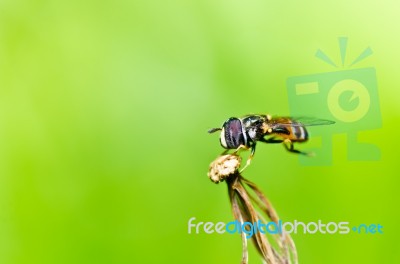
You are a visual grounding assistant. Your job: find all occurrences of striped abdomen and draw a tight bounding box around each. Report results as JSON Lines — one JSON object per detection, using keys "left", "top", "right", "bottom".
{"left": 270, "top": 118, "right": 308, "bottom": 142}
{"left": 288, "top": 123, "right": 308, "bottom": 142}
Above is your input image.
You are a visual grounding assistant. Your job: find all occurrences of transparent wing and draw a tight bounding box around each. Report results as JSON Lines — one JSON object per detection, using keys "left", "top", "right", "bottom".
{"left": 270, "top": 117, "right": 335, "bottom": 127}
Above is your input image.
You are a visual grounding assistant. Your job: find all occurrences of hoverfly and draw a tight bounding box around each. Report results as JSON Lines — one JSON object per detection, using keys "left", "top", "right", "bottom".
{"left": 208, "top": 114, "right": 335, "bottom": 170}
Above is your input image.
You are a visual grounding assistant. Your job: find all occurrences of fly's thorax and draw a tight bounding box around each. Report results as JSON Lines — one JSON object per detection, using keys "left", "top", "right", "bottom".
{"left": 261, "top": 122, "right": 273, "bottom": 134}
{"left": 241, "top": 115, "right": 268, "bottom": 141}
{"left": 219, "top": 117, "right": 247, "bottom": 149}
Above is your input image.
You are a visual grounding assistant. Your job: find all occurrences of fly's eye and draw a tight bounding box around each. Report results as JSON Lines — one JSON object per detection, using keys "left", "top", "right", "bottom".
{"left": 222, "top": 118, "right": 245, "bottom": 149}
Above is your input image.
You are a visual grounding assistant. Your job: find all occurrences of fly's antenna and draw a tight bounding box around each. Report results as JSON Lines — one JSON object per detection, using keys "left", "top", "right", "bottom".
{"left": 208, "top": 128, "right": 222, "bottom": 134}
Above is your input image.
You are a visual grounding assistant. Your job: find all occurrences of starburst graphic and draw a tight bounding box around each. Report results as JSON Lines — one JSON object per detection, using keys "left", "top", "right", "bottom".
{"left": 315, "top": 37, "right": 373, "bottom": 68}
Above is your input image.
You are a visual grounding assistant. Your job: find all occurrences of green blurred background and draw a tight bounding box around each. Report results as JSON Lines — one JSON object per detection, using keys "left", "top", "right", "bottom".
{"left": 0, "top": 0, "right": 399, "bottom": 263}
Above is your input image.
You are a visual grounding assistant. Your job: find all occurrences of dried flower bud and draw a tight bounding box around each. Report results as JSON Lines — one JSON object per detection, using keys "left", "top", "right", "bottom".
{"left": 208, "top": 154, "right": 241, "bottom": 183}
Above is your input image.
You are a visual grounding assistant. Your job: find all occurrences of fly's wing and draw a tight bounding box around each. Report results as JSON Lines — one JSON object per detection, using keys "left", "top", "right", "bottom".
{"left": 270, "top": 117, "right": 335, "bottom": 128}
{"left": 292, "top": 117, "right": 335, "bottom": 126}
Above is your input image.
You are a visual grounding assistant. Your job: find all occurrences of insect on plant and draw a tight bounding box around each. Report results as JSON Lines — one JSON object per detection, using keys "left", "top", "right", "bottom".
{"left": 208, "top": 114, "right": 335, "bottom": 171}
{"left": 206, "top": 113, "right": 334, "bottom": 263}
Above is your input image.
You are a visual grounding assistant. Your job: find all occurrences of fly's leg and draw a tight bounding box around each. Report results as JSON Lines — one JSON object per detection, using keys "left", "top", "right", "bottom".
{"left": 233, "top": 144, "right": 250, "bottom": 154}
{"left": 239, "top": 144, "right": 256, "bottom": 173}
{"left": 283, "top": 139, "right": 313, "bottom": 156}
{"left": 259, "top": 136, "right": 284, "bottom": 144}
{"left": 220, "top": 149, "right": 230, "bottom": 155}
{"left": 237, "top": 136, "right": 282, "bottom": 173}
{"left": 220, "top": 144, "right": 248, "bottom": 158}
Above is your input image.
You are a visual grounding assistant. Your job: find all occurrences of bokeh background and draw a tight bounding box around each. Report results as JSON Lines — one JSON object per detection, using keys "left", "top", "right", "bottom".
{"left": 1, "top": 0, "right": 399, "bottom": 263}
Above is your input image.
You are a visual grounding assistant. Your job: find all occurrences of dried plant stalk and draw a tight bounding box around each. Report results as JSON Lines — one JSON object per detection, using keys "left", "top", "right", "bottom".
{"left": 208, "top": 154, "right": 298, "bottom": 264}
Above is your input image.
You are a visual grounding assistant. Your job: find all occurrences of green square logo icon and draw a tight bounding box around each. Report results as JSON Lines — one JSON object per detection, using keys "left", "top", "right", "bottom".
{"left": 287, "top": 38, "right": 381, "bottom": 165}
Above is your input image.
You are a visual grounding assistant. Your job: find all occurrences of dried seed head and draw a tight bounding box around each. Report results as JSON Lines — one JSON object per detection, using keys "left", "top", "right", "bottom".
{"left": 208, "top": 154, "right": 241, "bottom": 183}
